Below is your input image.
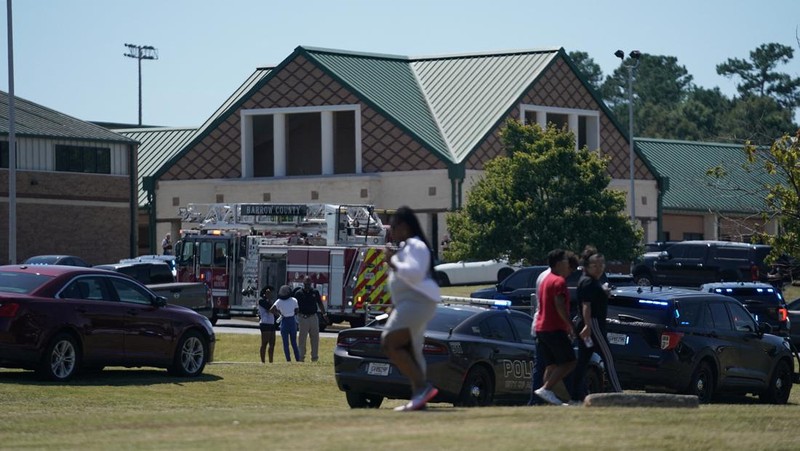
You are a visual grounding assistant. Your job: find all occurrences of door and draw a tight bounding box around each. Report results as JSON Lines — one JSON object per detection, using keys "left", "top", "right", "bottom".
{"left": 478, "top": 315, "right": 534, "bottom": 398}
{"left": 109, "top": 277, "right": 175, "bottom": 364}
{"left": 655, "top": 244, "right": 708, "bottom": 286}
{"left": 59, "top": 276, "right": 125, "bottom": 364}
{"left": 725, "top": 302, "right": 772, "bottom": 385}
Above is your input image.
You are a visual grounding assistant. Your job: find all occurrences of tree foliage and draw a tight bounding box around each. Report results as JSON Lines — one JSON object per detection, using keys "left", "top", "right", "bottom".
{"left": 568, "top": 51, "right": 603, "bottom": 92}
{"left": 717, "top": 43, "right": 800, "bottom": 109}
{"left": 444, "top": 121, "right": 642, "bottom": 264}
{"left": 734, "top": 129, "right": 800, "bottom": 261}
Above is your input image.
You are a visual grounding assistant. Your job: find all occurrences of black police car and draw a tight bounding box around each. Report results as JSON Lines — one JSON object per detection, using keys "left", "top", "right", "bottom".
{"left": 334, "top": 300, "right": 606, "bottom": 408}
{"left": 699, "top": 282, "right": 789, "bottom": 338}
{"left": 605, "top": 286, "right": 795, "bottom": 404}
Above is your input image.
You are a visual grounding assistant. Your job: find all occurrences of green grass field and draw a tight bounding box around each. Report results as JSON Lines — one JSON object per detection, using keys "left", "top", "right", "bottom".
{"left": 0, "top": 331, "right": 799, "bottom": 450}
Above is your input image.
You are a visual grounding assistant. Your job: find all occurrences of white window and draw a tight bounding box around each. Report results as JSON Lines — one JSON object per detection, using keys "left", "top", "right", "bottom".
{"left": 241, "top": 105, "right": 361, "bottom": 178}
{"left": 520, "top": 105, "right": 600, "bottom": 151}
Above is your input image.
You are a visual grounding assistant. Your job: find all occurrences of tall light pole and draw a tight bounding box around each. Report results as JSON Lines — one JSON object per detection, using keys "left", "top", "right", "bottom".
{"left": 123, "top": 43, "right": 158, "bottom": 126}
{"left": 7, "top": 0, "right": 17, "bottom": 264}
{"left": 615, "top": 49, "right": 641, "bottom": 225}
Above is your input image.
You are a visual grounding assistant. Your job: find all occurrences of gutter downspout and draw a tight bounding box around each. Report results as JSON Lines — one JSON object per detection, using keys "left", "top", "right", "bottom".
{"left": 129, "top": 143, "right": 138, "bottom": 258}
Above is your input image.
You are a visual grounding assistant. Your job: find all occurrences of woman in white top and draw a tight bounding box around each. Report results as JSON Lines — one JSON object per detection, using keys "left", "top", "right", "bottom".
{"left": 257, "top": 286, "right": 277, "bottom": 363}
{"left": 270, "top": 285, "right": 300, "bottom": 362}
{"left": 381, "top": 206, "right": 441, "bottom": 411}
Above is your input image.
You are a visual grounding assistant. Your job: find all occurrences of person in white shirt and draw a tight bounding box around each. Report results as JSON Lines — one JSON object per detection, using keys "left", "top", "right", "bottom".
{"left": 381, "top": 206, "right": 441, "bottom": 411}
{"left": 270, "top": 285, "right": 300, "bottom": 362}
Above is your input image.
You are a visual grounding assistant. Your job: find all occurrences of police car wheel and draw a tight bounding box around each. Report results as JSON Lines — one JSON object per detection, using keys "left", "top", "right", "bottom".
{"left": 455, "top": 366, "right": 493, "bottom": 407}
{"left": 585, "top": 366, "right": 605, "bottom": 394}
{"left": 345, "top": 391, "right": 384, "bottom": 408}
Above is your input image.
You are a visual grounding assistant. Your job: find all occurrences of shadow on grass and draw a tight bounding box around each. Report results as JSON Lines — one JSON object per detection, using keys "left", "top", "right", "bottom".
{"left": 0, "top": 368, "right": 223, "bottom": 386}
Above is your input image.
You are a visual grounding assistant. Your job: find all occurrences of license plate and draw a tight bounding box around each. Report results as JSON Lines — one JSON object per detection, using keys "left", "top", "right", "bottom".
{"left": 367, "top": 362, "right": 390, "bottom": 376}
{"left": 607, "top": 332, "right": 628, "bottom": 346}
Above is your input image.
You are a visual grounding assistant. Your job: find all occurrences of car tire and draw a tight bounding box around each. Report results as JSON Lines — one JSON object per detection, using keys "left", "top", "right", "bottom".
{"left": 585, "top": 365, "right": 606, "bottom": 394}
{"left": 759, "top": 360, "right": 792, "bottom": 404}
{"left": 345, "top": 391, "right": 384, "bottom": 408}
{"left": 497, "top": 267, "right": 514, "bottom": 283}
{"left": 168, "top": 330, "right": 208, "bottom": 377}
{"left": 455, "top": 366, "right": 494, "bottom": 407}
{"left": 434, "top": 271, "right": 450, "bottom": 287}
{"left": 634, "top": 272, "right": 653, "bottom": 287}
{"left": 318, "top": 313, "right": 328, "bottom": 332}
{"left": 686, "top": 361, "right": 715, "bottom": 403}
{"left": 38, "top": 333, "right": 80, "bottom": 382}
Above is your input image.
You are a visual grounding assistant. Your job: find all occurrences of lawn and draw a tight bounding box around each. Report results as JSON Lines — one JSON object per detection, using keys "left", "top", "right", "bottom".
{"left": 1, "top": 333, "right": 799, "bottom": 450}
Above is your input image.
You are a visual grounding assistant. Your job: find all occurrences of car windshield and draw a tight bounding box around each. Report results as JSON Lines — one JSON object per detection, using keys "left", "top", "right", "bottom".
{"left": 608, "top": 295, "right": 674, "bottom": 324}
{"left": 0, "top": 271, "right": 54, "bottom": 294}
{"left": 710, "top": 287, "right": 783, "bottom": 305}
{"left": 427, "top": 307, "right": 477, "bottom": 332}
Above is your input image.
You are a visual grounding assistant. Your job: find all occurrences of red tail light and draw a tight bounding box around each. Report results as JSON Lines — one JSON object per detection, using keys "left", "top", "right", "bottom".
{"left": 660, "top": 331, "right": 684, "bottom": 350}
{"left": 0, "top": 302, "right": 20, "bottom": 318}
{"left": 778, "top": 307, "right": 788, "bottom": 322}
{"left": 422, "top": 342, "right": 449, "bottom": 355}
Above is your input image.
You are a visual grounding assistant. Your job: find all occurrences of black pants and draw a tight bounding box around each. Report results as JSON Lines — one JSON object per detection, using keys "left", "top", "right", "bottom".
{"left": 571, "top": 318, "right": 622, "bottom": 401}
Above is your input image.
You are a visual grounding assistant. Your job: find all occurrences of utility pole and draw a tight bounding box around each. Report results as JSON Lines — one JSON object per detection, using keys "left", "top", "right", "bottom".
{"left": 123, "top": 43, "right": 158, "bottom": 126}
{"left": 7, "top": 0, "right": 17, "bottom": 264}
{"left": 614, "top": 49, "right": 641, "bottom": 226}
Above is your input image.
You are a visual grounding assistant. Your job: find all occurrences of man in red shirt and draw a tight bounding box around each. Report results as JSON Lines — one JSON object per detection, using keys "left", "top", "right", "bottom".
{"left": 533, "top": 249, "right": 577, "bottom": 405}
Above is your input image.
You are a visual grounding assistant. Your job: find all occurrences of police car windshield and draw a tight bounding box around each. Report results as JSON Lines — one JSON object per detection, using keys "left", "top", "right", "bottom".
{"left": 427, "top": 307, "right": 476, "bottom": 332}
{"left": 608, "top": 295, "right": 674, "bottom": 325}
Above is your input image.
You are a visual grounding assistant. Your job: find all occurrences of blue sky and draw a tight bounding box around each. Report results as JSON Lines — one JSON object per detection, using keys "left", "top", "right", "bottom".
{"left": 2, "top": 0, "right": 799, "bottom": 127}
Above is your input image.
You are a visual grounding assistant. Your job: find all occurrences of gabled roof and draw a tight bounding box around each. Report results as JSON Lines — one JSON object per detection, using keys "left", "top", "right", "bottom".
{"left": 0, "top": 90, "right": 135, "bottom": 144}
{"left": 127, "top": 67, "right": 272, "bottom": 207}
{"left": 635, "top": 138, "right": 782, "bottom": 214}
{"left": 302, "top": 46, "right": 560, "bottom": 163}
{"left": 115, "top": 127, "right": 198, "bottom": 207}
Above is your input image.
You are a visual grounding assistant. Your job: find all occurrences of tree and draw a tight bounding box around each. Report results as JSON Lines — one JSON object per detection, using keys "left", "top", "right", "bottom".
{"left": 716, "top": 42, "right": 800, "bottom": 109}
{"left": 444, "top": 120, "right": 642, "bottom": 264}
{"left": 735, "top": 129, "right": 800, "bottom": 265}
{"left": 719, "top": 95, "right": 797, "bottom": 145}
{"left": 568, "top": 51, "right": 603, "bottom": 92}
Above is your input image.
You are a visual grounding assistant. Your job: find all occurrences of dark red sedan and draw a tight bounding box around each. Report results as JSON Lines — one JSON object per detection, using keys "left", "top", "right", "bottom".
{"left": 0, "top": 264, "right": 215, "bottom": 381}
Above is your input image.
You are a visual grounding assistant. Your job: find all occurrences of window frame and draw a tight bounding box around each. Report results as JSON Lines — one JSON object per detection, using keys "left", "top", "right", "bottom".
{"left": 519, "top": 104, "right": 601, "bottom": 151}
{"left": 54, "top": 144, "right": 112, "bottom": 174}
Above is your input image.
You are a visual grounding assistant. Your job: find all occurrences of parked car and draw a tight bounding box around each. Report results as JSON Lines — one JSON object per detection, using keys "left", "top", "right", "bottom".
{"left": 699, "top": 282, "right": 789, "bottom": 338}
{"left": 604, "top": 286, "right": 795, "bottom": 404}
{"left": 23, "top": 255, "right": 90, "bottom": 267}
{"left": 470, "top": 266, "right": 635, "bottom": 311}
{"left": 631, "top": 240, "right": 772, "bottom": 287}
{"left": 334, "top": 300, "right": 606, "bottom": 408}
{"left": 786, "top": 297, "right": 800, "bottom": 348}
{"left": 122, "top": 255, "right": 177, "bottom": 277}
{"left": 0, "top": 264, "right": 215, "bottom": 381}
{"left": 94, "top": 260, "right": 214, "bottom": 323}
{"left": 433, "top": 259, "right": 519, "bottom": 286}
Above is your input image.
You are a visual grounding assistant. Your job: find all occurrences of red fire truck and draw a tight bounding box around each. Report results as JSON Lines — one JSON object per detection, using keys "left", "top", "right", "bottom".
{"left": 174, "top": 203, "right": 391, "bottom": 327}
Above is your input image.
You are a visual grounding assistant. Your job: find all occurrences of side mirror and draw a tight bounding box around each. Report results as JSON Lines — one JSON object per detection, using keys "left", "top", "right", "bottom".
{"left": 153, "top": 295, "right": 168, "bottom": 307}
{"left": 757, "top": 322, "right": 773, "bottom": 335}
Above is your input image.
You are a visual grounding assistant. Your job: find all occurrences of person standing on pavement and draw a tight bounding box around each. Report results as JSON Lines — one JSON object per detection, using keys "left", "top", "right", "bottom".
{"left": 162, "top": 233, "right": 173, "bottom": 256}
{"left": 294, "top": 276, "right": 327, "bottom": 362}
{"left": 572, "top": 247, "right": 623, "bottom": 399}
{"left": 257, "top": 285, "right": 277, "bottom": 364}
{"left": 380, "top": 206, "right": 441, "bottom": 412}
{"left": 533, "top": 249, "right": 578, "bottom": 405}
{"left": 270, "top": 285, "right": 301, "bottom": 362}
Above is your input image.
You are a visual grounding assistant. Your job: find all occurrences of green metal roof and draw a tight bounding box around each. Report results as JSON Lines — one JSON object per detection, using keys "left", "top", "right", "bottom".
{"left": 635, "top": 138, "right": 783, "bottom": 213}
{"left": 302, "top": 47, "right": 560, "bottom": 164}
{"left": 0, "top": 90, "right": 135, "bottom": 144}
{"left": 116, "top": 127, "right": 198, "bottom": 207}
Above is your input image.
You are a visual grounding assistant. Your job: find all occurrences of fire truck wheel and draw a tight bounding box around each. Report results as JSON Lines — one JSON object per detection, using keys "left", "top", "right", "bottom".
{"left": 349, "top": 318, "right": 366, "bottom": 328}
{"left": 168, "top": 330, "right": 208, "bottom": 377}
{"left": 210, "top": 315, "right": 218, "bottom": 326}
{"left": 345, "top": 391, "right": 384, "bottom": 408}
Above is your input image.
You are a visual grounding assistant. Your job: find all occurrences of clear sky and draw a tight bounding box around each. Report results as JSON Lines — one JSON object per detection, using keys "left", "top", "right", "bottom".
{"left": 2, "top": 0, "right": 799, "bottom": 127}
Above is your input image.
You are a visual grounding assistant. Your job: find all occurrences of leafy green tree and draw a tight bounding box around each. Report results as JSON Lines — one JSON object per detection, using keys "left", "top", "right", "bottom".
{"left": 568, "top": 51, "right": 603, "bottom": 91}
{"left": 734, "top": 129, "right": 800, "bottom": 263}
{"left": 716, "top": 42, "right": 800, "bottom": 109}
{"left": 445, "top": 120, "right": 642, "bottom": 264}
{"left": 718, "top": 95, "right": 797, "bottom": 145}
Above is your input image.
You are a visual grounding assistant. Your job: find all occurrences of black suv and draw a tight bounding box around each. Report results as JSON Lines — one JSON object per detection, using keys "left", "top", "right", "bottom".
{"left": 605, "top": 286, "right": 795, "bottom": 403}
{"left": 632, "top": 240, "right": 772, "bottom": 287}
{"left": 699, "top": 282, "right": 789, "bottom": 338}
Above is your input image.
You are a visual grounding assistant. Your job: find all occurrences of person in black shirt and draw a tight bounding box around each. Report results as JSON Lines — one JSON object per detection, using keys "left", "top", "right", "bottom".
{"left": 571, "top": 247, "right": 622, "bottom": 402}
{"left": 294, "top": 276, "right": 327, "bottom": 362}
